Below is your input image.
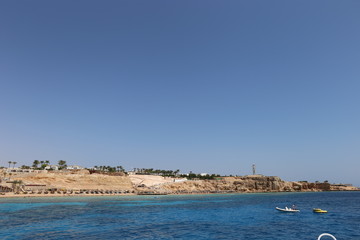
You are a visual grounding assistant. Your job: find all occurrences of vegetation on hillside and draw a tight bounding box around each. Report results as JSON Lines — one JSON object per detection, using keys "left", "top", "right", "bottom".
{"left": 92, "top": 166, "right": 125, "bottom": 173}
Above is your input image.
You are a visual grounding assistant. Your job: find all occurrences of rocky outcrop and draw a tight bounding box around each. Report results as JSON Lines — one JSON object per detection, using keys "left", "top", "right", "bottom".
{"left": 160, "top": 175, "right": 355, "bottom": 194}
{"left": 330, "top": 184, "right": 359, "bottom": 191}
{"left": 293, "top": 182, "right": 331, "bottom": 191}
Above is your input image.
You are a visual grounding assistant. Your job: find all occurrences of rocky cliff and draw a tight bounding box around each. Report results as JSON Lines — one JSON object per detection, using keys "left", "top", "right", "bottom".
{"left": 160, "top": 175, "right": 294, "bottom": 194}
{"left": 1, "top": 170, "right": 357, "bottom": 194}
{"left": 160, "top": 175, "right": 357, "bottom": 194}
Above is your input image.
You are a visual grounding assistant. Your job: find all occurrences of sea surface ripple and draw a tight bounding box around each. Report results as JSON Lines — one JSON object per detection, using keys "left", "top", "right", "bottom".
{"left": 0, "top": 191, "right": 359, "bottom": 239}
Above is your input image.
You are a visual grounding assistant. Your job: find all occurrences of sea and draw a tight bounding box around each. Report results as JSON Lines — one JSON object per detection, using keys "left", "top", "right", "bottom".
{"left": 0, "top": 191, "right": 359, "bottom": 240}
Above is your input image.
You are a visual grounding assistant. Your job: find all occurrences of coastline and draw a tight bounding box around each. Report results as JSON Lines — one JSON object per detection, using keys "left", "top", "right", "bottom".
{"left": 1, "top": 170, "right": 358, "bottom": 200}
{"left": 0, "top": 192, "right": 136, "bottom": 199}
{"left": 0, "top": 189, "right": 358, "bottom": 200}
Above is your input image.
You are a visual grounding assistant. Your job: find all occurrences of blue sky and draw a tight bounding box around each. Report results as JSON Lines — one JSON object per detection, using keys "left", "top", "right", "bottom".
{"left": 1, "top": 0, "right": 359, "bottom": 186}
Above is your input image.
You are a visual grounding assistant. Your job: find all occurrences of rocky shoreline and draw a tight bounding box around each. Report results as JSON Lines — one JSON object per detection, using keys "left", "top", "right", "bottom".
{"left": 146, "top": 175, "right": 359, "bottom": 195}
{"left": 0, "top": 169, "right": 358, "bottom": 198}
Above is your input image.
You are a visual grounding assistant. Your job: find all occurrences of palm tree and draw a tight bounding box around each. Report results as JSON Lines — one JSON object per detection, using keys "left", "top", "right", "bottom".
{"left": 58, "top": 160, "right": 67, "bottom": 168}
{"left": 12, "top": 180, "right": 23, "bottom": 193}
{"left": 39, "top": 160, "right": 47, "bottom": 170}
{"left": 8, "top": 161, "right": 12, "bottom": 168}
{"left": 33, "top": 160, "right": 40, "bottom": 168}
{"left": 12, "top": 162, "right": 17, "bottom": 169}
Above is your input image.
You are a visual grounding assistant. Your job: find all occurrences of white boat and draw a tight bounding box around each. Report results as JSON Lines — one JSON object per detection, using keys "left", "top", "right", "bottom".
{"left": 276, "top": 207, "right": 300, "bottom": 212}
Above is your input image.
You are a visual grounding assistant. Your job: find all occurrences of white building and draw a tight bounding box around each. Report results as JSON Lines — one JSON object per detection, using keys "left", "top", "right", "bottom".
{"left": 66, "top": 165, "right": 84, "bottom": 170}
{"left": 44, "top": 165, "right": 59, "bottom": 171}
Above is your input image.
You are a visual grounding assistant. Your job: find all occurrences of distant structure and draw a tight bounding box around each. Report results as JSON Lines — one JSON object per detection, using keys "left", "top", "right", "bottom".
{"left": 252, "top": 164, "right": 256, "bottom": 175}
{"left": 66, "top": 165, "right": 84, "bottom": 170}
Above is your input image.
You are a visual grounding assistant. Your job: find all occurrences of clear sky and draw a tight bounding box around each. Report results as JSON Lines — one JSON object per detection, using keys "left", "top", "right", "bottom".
{"left": 1, "top": 0, "right": 359, "bottom": 186}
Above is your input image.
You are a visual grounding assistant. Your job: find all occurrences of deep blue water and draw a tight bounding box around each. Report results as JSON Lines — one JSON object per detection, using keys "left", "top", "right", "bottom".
{"left": 0, "top": 191, "right": 359, "bottom": 239}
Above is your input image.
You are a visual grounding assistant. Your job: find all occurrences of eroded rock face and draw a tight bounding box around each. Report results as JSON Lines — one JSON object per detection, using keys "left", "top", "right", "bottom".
{"left": 161, "top": 175, "right": 340, "bottom": 194}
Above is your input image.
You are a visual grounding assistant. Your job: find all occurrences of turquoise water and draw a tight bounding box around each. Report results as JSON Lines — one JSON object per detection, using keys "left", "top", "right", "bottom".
{"left": 0, "top": 191, "right": 359, "bottom": 239}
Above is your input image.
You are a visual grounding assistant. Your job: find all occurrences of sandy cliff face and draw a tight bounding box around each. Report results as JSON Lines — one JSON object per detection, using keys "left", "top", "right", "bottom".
{"left": 330, "top": 184, "right": 359, "bottom": 191}
{"left": 161, "top": 175, "right": 296, "bottom": 194}
{"left": 8, "top": 170, "right": 133, "bottom": 191}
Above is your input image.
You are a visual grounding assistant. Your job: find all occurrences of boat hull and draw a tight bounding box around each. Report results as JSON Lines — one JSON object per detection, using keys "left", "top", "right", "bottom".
{"left": 276, "top": 207, "right": 300, "bottom": 212}
{"left": 313, "top": 208, "right": 328, "bottom": 213}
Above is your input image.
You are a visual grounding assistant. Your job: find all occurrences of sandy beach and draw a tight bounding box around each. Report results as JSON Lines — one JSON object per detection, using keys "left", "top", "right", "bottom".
{"left": 0, "top": 192, "right": 136, "bottom": 199}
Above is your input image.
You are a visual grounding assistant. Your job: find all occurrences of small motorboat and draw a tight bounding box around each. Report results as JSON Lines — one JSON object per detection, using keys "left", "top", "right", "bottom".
{"left": 313, "top": 208, "right": 328, "bottom": 213}
{"left": 276, "top": 207, "right": 300, "bottom": 212}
